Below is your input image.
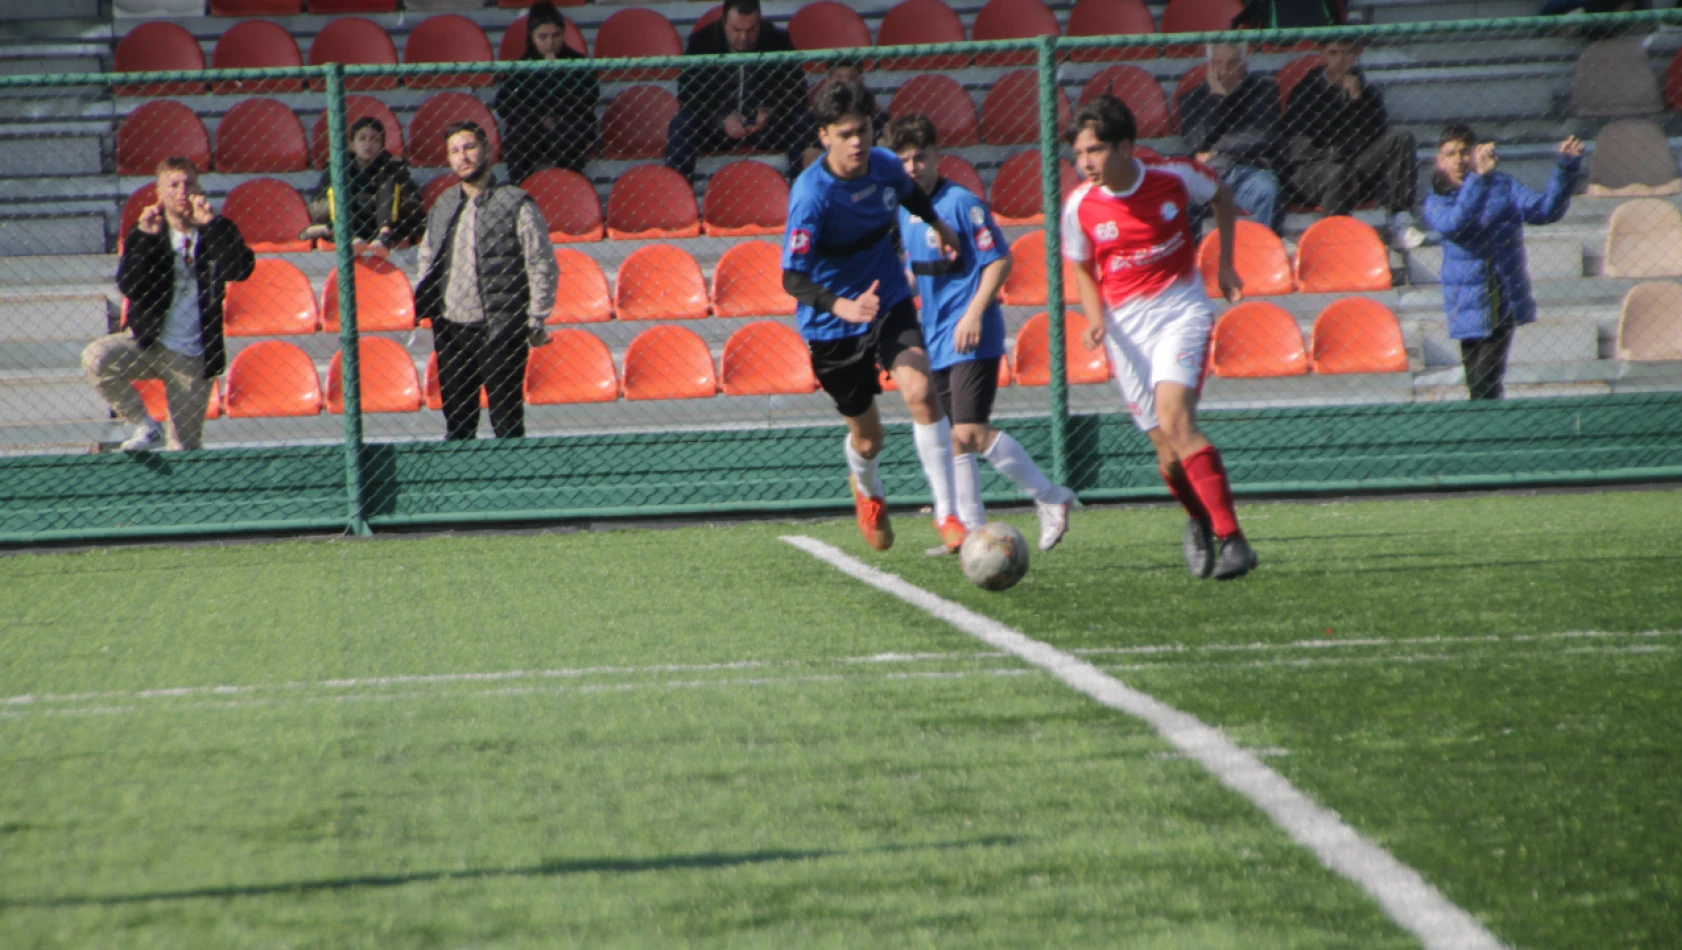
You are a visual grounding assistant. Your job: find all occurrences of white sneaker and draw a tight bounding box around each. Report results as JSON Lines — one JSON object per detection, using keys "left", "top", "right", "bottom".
{"left": 1390, "top": 222, "right": 1426, "bottom": 251}
{"left": 1035, "top": 486, "right": 1076, "bottom": 551}
{"left": 119, "top": 420, "right": 162, "bottom": 453}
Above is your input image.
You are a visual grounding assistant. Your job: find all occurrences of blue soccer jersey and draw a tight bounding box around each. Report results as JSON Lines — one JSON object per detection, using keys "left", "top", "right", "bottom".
{"left": 781, "top": 147, "right": 919, "bottom": 342}
{"left": 898, "top": 179, "right": 1009, "bottom": 371}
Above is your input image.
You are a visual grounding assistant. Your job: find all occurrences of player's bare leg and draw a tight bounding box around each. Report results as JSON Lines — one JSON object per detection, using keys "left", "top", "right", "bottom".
{"left": 842, "top": 403, "right": 893, "bottom": 551}
{"left": 952, "top": 421, "right": 1076, "bottom": 552}
{"left": 1150, "top": 382, "right": 1255, "bottom": 580}
{"left": 890, "top": 348, "right": 965, "bottom": 554}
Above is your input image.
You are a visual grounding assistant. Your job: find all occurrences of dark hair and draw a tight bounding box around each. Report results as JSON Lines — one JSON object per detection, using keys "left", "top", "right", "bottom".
{"left": 722, "top": 0, "right": 761, "bottom": 18}
{"left": 523, "top": 1, "right": 570, "bottom": 59}
{"left": 444, "top": 120, "right": 489, "bottom": 148}
{"left": 814, "top": 78, "right": 874, "bottom": 128}
{"left": 888, "top": 113, "right": 938, "bottom": 153}
{"left": 1439, "top": 123, "right": 1477, "bottom": 149}
{"left": 348, "top": 116, "right": 386, "bottom": 142}
{"left": 1066, "top": 94, "right": 1136, "bottom": 146}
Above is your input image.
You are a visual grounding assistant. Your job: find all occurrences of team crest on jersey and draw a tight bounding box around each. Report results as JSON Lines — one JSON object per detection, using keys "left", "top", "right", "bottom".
{"left": 969, "top": 206, "right": 985, "bottom": 226}
{"left": 1161, "top": 202, "right": 1179, "bottom": 221}
{"left": 789, "top": 229, "right": 812, "bottom": 255}
{"left": 1177, "top": 347, "right": 1203, "bottom": 369}
{"left": 883, "top": 189, "right": 898, "bottom": 211}
{"left": 1095, "top": 221, "right": 1120, "bottom": 241}
{"left": 924, "top": 228, "right": 941, "bottom": 249}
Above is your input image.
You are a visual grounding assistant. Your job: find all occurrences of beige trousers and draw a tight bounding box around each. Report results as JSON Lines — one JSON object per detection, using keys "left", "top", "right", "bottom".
{"left": 81, "top": 331, "right": 212, "bottom": 450}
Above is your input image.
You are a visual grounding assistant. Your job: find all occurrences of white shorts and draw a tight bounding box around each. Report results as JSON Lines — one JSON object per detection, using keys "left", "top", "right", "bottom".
{"left": 1099, "top": 277, "right": 1214, "bottom": 432}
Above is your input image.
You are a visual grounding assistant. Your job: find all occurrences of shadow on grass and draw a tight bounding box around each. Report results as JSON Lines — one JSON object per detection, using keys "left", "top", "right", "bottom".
{"left": 2, "top": 836, "right": 1024, "bottom": 909}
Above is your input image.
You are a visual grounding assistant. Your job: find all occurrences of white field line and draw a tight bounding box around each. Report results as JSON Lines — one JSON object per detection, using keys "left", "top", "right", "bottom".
{"left": 781, "top": 535, "right": 1508, "bottom": 950}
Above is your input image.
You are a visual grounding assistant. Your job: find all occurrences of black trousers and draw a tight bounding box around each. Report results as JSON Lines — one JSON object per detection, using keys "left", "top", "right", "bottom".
{"left": 1288, "top": 128, "right": 1418, "bottom": 215}
{"left": 1460, "top": 321, "right": 1515, "bottom": 401}
{"left": 505, "top": 123, "right": 597, "bottom": 186}
{"left": 433, "top": 318, "right": 529, "bottom": 441}
{"left": 665, "top": 107, "right": 816, "bottom": 179}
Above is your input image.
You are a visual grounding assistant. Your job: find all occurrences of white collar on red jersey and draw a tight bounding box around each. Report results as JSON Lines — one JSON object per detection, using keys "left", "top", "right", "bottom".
{"left": 1095, "top": 159, "right": 1148, "bottom": 200}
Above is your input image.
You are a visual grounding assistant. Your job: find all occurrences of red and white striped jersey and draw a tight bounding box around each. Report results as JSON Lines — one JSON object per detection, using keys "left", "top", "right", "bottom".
{"left": 1061, "top": 157, "right": 1219, "bottom": 309}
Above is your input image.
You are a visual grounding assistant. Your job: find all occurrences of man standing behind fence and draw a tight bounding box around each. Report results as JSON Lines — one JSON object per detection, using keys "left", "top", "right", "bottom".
{"left": 87, "top": 157, "right": 254, "bottom": 452}
{"left": 414, "top": 121, "right": 558, "bottom": 441}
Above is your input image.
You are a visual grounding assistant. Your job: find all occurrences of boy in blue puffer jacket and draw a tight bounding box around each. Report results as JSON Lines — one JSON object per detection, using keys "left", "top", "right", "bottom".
{"left": 1422, "top": 125, "right": 1585, "bottom": 399}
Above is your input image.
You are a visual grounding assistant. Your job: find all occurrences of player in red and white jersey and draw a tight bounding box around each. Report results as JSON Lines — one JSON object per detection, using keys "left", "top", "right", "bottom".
{"left": 1061, "top": 94, "right": 1258, "bottom": 580}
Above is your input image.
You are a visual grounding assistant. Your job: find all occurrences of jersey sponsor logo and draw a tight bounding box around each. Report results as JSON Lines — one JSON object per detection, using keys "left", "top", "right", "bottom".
{"left": 1160, "top": 201, "right": 1179, "bottom": 222}
{"left": 789, "top": 228, "right": 812, "bottom": 255}
{"left": 851, "top": 185, "right": 878, "bottom": 203}
{"left": 975, "top": 227, "right": 995, "bottom": 251}
{"left": 968, "top": 205, "right": 985, "bottom": 226}
{"left": 1095, "top": 220, "right": 1120, "bottom": 241}
{"left": 1104, "top": 232, "right": 1186, "bottom": 272}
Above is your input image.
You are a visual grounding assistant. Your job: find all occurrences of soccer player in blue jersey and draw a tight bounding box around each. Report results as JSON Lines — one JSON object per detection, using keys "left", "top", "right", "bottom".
{"left": 889, "top": 114, "right": 1076, "bottom": 554}
{"left": 782, "top": 79, "right": 965, "bottom": 553}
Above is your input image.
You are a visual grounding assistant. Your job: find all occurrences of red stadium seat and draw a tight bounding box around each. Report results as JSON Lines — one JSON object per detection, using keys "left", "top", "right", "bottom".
{"left": 118, "top": 183, "right": 157, "bottom": 251}
{"left": 423, "top": 353, "right": 487, "bottom": 410}
{"left": 499, "top": 13, "right": 588, "bottom": 61}
{"left": 214, "top": 98, "right": 308, "bottom": 174}
{"left": 615, "top": 244, "right": 710, "bottom": 321}
{"left": 224, "top": 258, "right": 318, "bottom": 336}
{"left": 972, "top": 0, "right": 1060, "bottom": 66}
{"left": 322, "top": 257, "right": 415, "bottom": 333}
{"left": 526, "top": 329, "right": 620, "bottom": 404}
{"left": 212, "top": 20, "right": 303, "bottom": 94}
{"left": 210, "top": 1, "right": 304, "bottom": 13}
{"left": 999, "top": 230, "right": 1079, "bottom": 307}
{"left": 310, "top": 95, "right": 405, "bottom": 169}
{"left": 308, "top": 1, "right": 397, "bottom": 12}
{"left": 990, "top": 150, "right": 1079, "bottom": 226}
{"left": 1295, "top": 216, "right": 1392, "bottom": 293}
{"left": 622, "top": 325, "right": 718, "bottom": 401}
{"left": 421, "top": 173, "right": 460, "bottom": 212}
{"left": 1197, "top": 221, "right": 1295, "bottom": 298}
{"left": 1210, "top": 302, "right": 1309, "bottom": 378}
{"left": 1310, "top": 298, "right": 1408, "bottom": 375}
{"left": 327, "top": 337, "right": 422, "bottom": 414}
{"left": 1014, "top": 311, "right": 1110, "bottom": 386}
{"left": 888, "top": 74, "right": 980, "bottom": 148}
{"left": 1067, "top": 0, "right": 1156, "bottom": 62}
{"left": 114, "top": 21, "right": 205, "bottom": 96}
{"left": 875, "top": 0, "right": 968, "bottom": 70}
{"left": 981, "top": 69, "right": 1073, "bottom": 145}
{"left": 594, "top": 8, "right": 683, "bottom": 79}
{"left": 133, "top": 378, "right": 222, "bottom": 421}
{"left": 1276, "top": 54, "right": 1323, "bottom": 109}
{"left": 938, "top": 154, "right": 986, "bottom": 198}
{"left": 409, "top": 93, "right": 501, "bottom": 168}
{"left": 602, "top": 85, "right": 680, "bottom": 160}
{"left": 702, "top": 160, "right": 790, "bottom": 237}
{"left": 1162, "top": 0, "right": 1246, "bottom": 54}
{"left": 117, "top": 101, "right": 210, "bottom": 176}
{"left": 711, "top": 241, "right": 796, "bottom": 318}
{"left": 221, "top": 177, "right": 313, "bottom": 253}
{"left": 225, "top": 341, "right": 323, "bottom": 417}
{"left": 721, "top": 321, "right": 818, "bottom": 396}
{"left": 605, "top": 164, "right": 701, "bottom": 240}
{"left": 549, "top": 248, "right": 614, "bottom": 324}
{"left": 500, "top": 0, "right": 584, "bottom": 7}
{"left": 308, "top": 17, "right": 399, "bottom": 92}
{"left": 521, "top": 168, "right": 603, "bottom": 243}
{"left": 690, "top": 5, "right": 723, "bottom": 43}
{"left": 405, "top": 14, "right": 494, "bottom": 89}
{"left": 789, "top": 2, "right": 872, "bottom": 65}
{"left": 1080, "top": 65, "right": 1173, "bottom": 140}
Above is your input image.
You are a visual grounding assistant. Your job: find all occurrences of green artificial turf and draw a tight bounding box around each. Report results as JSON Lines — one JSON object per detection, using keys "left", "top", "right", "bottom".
{"left": 1, "top": 488, "right": 1677, "bottom": 948}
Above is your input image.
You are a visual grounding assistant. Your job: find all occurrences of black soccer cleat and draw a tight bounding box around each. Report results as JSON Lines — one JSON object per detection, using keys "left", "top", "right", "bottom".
{"left": 1183, "top": 518, "right": 1215, "bottom": 579}
{"left": 1211, "top": 535, "right": 1259, "bottom": 581}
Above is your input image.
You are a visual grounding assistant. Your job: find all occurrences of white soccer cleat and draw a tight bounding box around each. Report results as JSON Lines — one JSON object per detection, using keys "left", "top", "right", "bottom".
{"left": 1035, "top": 486, "right": 1076, "bottom": 551}
{"left": 119, "top": 420, "right": 162, "bottom": 453}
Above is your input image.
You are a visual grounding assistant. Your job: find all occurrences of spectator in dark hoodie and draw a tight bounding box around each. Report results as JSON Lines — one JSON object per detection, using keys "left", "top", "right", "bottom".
{"left": 493, "top": 1, "right": 602, "bottom": 185}
{"left": 298, "top": 116, "right": 424, "bottom": 251}
{"left": 667, "top": 0, "right": 815, "bottom": 181}
{"left": 1179, "top": 42, "right": 1287, "bottom": 234}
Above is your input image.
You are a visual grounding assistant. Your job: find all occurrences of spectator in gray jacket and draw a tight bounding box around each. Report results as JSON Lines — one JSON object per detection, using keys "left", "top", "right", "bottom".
{"left": 1179, "top": 43, "right": 1287, "bottom": 234}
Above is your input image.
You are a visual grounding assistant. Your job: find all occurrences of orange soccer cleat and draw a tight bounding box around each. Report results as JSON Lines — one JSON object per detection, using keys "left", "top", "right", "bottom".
{"left": 849, "top": 474, "right": 894, "bottom": 551}
{"left": 937, "top": 515, "right": 968, "bottom": 554}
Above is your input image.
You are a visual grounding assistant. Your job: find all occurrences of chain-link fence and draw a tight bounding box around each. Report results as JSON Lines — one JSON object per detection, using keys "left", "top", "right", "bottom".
{"left": 2, "top": 6, "right": 1681, "bottom": 543}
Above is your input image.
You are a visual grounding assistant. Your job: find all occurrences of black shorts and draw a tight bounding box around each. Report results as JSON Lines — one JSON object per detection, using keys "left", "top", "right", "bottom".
{"left": 807, "top": 298, "right": 925, "bottom": 418}
{"left": 930, "top": 357, "right": 1001, "bottom": 426}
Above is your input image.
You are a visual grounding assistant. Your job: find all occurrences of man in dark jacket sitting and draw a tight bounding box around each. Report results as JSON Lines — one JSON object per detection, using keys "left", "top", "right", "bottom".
{"left": 666, "top": 0, "right": 815, "bottom": 181}
{"left": 1179, "top": 42, "right": 1287, "bottom": 234}
{"left": 85, "top": 157, "right": 255, "bottom": 451}
{"left": 298, "top": 116, "right": 424, "bottom": 251}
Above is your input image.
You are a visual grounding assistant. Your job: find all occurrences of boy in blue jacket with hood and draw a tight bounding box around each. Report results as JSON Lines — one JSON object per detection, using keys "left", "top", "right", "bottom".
{"left": 1422, "top": 125, "right": 1585, "bottom": 399}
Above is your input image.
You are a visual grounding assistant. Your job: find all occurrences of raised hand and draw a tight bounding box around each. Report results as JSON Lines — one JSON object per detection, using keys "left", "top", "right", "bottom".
{"left": 136, "top": 202, "right": 163, "bottom": 235}
{"left": 1559, "top": 135, "right": 1585, "bottom": 160}
{"left": 722, "top": 113, "right": 749, "bottom": 139}
{"left": 835, "top": 279, "right": 881, "bottom": 324}
{"left": 189, "top": 193, "right": 215, "bottom": 228}
{"left": 1473, "top": 142, "right": 1499, "bottom": 177}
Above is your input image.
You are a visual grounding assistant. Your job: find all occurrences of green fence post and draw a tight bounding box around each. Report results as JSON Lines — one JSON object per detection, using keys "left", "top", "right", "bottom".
{"left": 324, "top": 63, "right": 372, "bottom": 536}
{"left": 1037, "top": 35, "right": 1070, "bottom": 486}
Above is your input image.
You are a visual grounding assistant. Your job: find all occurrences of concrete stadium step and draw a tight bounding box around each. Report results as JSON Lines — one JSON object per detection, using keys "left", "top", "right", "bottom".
{"left": 0, "top": 133, "right": 103, "bottom": 177}
{"left": 0, "top": 213, "right": 106, "bottom": 256}
{"left": 1406, "top": 234, "right": 1587, "bottom": 285}
{"left": 0, "top": 290, "right": 109, "bottom": 344}
{"left": 1417, "top": 317, "right": 1600, "bottom": 369}
{"left": 1366, "top": 0, "right": 1542, "bottom": 24}
{"left": 0, "top": 369, "right": 109, "bottom": 425}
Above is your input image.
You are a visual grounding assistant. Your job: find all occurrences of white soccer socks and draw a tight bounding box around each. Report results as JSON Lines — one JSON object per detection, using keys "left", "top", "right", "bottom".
{"left": 982, "top": 432, "right": 1057, "bottom": 501}
{"left": 912, "top": 418, "right": 959, "bottom": 524}
{"left": 844, "top": 434, "right": 885, "bottom": 499}
{"left": 953, "top": 452, "right": 985, "bottom": 530}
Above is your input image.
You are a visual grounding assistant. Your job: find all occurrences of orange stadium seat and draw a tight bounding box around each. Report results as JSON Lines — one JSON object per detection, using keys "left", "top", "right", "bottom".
{"left": 214, "top": 98, "right": 308, "bottom": 174}
{"left": 594, "top": 8, "right": 683, "bottom": 79}
{"left": 309, "top": 1, "right": 397, "bottom": 12}
{"left": 549, "top": 248, "right": 614, "bottom": 324}
{"left": 521, "top": 168, "right": 603, "bottom": 243}
{"left": 876, "top": 0, "right": 968, "bottom": 71}
{"left": 221, "top": 177, "right": 313, "bottom": 253}
{"left": 982, "top": 69, "right": 1073, "bottom": 145}
{"left": 602, "top": 85, "right": 680, "bottom": 160}
{"left": 311, "top": 96, "right": 405, "bottom": 168}
{"left": 133, "top": 379, "right": 222, "bottom": 421}
{"left": 1015, "top": 311, "right": 1110, "bottom": 386}
{"left": 117, "top": 101, "right": 210, "bottom": 176}
{"left": 1162, "top": 0, "right": 1246, "bottom": 54}
{"left": 225, "top": 341, "right": 323, "bottom": 417}
{"left": 721, "top": 321, "right": 818, "bottom": 396}
{"left": 526, "top": 330, "right": 620, "bottom": 404}
{"left": 224, "top": 258, "right": 319, "bottom": 336}
{"left": 1210, "top": 302, "right": 1309, "bottom": 378}
{"left": 409, "top": 93, "right": 501, "bottom": 167}
{"left": 888, "top": 74, "right": 980, "bottom": 148}
{"left": 308, "top": 17, "right": 399, "bottom": 92}
{"left": 212, "top": 20, "right": 303, "bottom": 94}
{"left": 788, "top": 1, "right": 872, "bottom": 63}
{"left": 405, "top": 14, "right": 494, "bottom": 89}
{"left": 1295, "top": 216, "right": 1392, "bottom": 293}
{"left": 622, "top": 325, "right": 718, "bottom": 401}
{"left": 1275, "top": 54, "right": 1323, "bottom": 109}
{"left": 999, "top": 231, "right": 1079, "bottom": 307}
{"left": 711, "top": 240, "right": 796, "bottom": 318}
{"left": 1197, "top": 221, "right": 1295, "bottom": 298}
{"left": 605, "top": 165, "right": 701, "bottom": 240}
{"left": 326, "top": 337, "right": 422, "bottom": 414}
{"left": 702, "top": 160, "right": 790, "bottom": 237}
{"left": 1617, "top": 281, "right": 1682, "bottom": 360}
{"left": 938, "top": 154, "right": 986, "bottom": 198}
{"left": 322, "top": 257, "right": 415, "bottom": 333}
{"left": 499, "top": 13, "right": 589, "bottom": 60}
{"left": 1066, "top": 0, "right": 1156, "bottom": 62}
{"left": 423, "top": 353, "right": 488, "bottom": 410}
{"left": 118, "top": 183, "right": 156, "bottom": 251}
{"left": 114, "top": 21, "right": 205, "bottom": 97}
{"left": 1310, "top": 298, "right": 1408, "bottom": 375}
{"left": 990, "top": 150, "right": 1079, "bottom": 226}
{"left": 211, "top": 1, "right": 304, "bottom": 13}
{"left": 972, "top": 0, "right": 1060, "bottom": 66}
{"left": 1080, "top": 64, "right": 1173, "bottom": 139}
{"left": 421, "top": 173, "right": 460, "bottom": 212}
{"left": 615, "top": 244, "right": 710, "bottom": 321}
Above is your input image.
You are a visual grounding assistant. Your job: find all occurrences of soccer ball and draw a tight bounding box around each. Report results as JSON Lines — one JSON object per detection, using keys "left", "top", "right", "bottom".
{"left": 959, "top": 522, "right": 1030, "bottom": 591}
